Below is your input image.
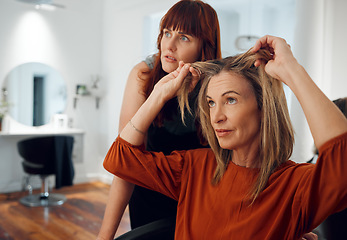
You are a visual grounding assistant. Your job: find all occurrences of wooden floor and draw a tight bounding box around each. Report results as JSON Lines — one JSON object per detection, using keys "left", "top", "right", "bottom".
{"left": 0, "top": 181, "right": 131, "bottom": 240}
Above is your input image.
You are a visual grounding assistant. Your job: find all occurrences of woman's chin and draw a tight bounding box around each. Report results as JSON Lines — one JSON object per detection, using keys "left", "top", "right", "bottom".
{"left": 218, "top": 140, "right": 233, "bottom": 150}
{"left": 162, "top": 62, "right": 178, "bottom": 73}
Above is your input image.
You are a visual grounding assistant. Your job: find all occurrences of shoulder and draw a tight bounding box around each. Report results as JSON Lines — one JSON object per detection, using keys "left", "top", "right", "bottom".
{"left": 278, "top": 160, "right": 314, "bottom": 172}
{"left": 132, "top": 54, "right": 157, "bottom": 74}
{"left": 131, "top": 61, "right": 150, "bottom": 75}
{"left": 319, "top": 131, "right": 347, "bottom": 154}
{"left": 126, "top": 61, "right": 151, "bottom": 89}
{"left": 177, "top": 148, "right": 216, "bottom": 181}
{"left": 172, "top": 148, "right": 214, "bottom": 162}
{"left": 186, "top": 147, "right": 214, "bottom": 155}
{"left": 179, "top": 148, "right": 215, "bottom": 167}
{"left": 143, "top": 54, "right": 157, "bottom": 70}
{"left": 269, "top": 161, "right": 314, "bottom": 183}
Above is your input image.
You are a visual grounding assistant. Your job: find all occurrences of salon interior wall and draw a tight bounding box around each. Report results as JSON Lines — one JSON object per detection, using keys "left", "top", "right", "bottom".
{"left": 290, "top": 0, "right": 347, "bottom": 162}
{"left": 0, "top": 0, "right": 104, "bottom": 192}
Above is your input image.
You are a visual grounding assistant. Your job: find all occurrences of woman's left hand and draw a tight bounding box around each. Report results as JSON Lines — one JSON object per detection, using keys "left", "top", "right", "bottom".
{"left": 251, "top": 35, "right": 299, "bottom": 86}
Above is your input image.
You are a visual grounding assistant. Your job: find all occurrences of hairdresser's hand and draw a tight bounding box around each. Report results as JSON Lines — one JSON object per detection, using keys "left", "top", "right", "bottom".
{"left": 302, "top": 232, "right": 318, "bottom": 240}
{"left": 153, "top": 61, "right": 199, "bottom": 103}
{"left": 252, "top": 35, "right": 300, "bottom": 86}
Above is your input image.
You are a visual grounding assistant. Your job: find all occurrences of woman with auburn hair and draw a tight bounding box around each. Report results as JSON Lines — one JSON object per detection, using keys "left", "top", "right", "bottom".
{"left": 97, "top": 1, "right": 221, "bottom": 239}
{"left": 103, "top": 35, "right": 347, "bottom": 239}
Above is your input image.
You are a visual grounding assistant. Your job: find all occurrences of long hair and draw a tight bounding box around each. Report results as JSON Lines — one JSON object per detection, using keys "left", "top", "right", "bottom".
{"left": 178, "top": 49, "right": 294, "bottom": 202}
{"left": 141, "top": 0, "right": 221, "bottom": 125}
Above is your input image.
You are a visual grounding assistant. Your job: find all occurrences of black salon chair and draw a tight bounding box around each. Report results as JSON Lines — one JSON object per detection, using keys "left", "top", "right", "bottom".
{"left": 114, "top": 217, "right": 176, "bottom": 240}
{"left": 17, "top": 135, "right": 74, "bottom": 207}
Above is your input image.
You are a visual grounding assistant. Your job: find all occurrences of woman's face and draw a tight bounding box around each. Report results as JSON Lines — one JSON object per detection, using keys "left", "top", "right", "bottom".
{"left": 206, "top": 71, "right": 261, "bottom": 152}
{"left": 160, "top": 28, "right": 202, "bottom": 73}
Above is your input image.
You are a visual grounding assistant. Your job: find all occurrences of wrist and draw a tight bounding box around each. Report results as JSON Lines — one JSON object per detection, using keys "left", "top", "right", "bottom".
{"left": 120, "top": 91, "right": 165, "bottom": 144}
{"left": 149, "top": 86, "right": 169, "bottom": 107}
{"left": 282, "top": 60, "right": 306, "bottom": 89}
{"left": 146, "top": 89, "right": 168, "bottom": 112}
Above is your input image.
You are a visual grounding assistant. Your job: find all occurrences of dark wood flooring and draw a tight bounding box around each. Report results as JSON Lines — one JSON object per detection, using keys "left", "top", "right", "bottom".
{"left": 0, "top": 181, "right": 130, "bottom": 240}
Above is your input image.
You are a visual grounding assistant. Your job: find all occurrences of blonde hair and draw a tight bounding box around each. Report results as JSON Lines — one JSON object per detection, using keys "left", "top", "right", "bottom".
{"left": 178, "top": 49, "right": 294, "bottom": 202}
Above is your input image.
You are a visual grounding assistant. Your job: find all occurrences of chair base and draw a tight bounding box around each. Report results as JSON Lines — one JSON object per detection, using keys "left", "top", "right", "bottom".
{"left": 20, "top": 193, "right": 66, "bottom": 207}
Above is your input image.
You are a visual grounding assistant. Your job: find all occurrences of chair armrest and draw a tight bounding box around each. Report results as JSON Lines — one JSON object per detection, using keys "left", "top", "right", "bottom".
{"left": 114, "top": 217, "right": 175, "bottom": 240}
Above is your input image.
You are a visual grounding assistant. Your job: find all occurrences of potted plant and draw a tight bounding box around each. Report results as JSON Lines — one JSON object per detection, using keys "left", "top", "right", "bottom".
{"left": 0, "top": 100, "right": 9, "bottom": 132}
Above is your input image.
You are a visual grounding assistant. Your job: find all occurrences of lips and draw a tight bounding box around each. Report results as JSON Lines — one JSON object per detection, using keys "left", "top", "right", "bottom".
{"left": 215, "top": 129, "right": 232, "bottom": 137}
{"left": 164, "top": 55, "right": 177, "bottom": 62}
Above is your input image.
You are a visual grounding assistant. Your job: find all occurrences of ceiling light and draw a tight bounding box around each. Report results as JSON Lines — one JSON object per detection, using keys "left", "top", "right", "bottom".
{"left": 16, "top": 0, "right": 65, "bottom": 10}
{"left": 17, "top": 0, "right": 53, "bottom": 4}
{"left": 35, "top": 4, "right": 56, "bottom": 11}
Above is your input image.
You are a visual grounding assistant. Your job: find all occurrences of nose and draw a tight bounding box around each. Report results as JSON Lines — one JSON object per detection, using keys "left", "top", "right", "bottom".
{"left": 167, "top": 36, "right": 177, "bottom": 52}
{"left": 211, "top": 105, "right": 227, "bottom": 124}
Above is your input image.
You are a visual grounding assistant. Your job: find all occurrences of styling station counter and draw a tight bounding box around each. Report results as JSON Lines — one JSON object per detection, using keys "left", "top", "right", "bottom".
{"left": 0, "top": 120, "right": 85, "bottom": 193}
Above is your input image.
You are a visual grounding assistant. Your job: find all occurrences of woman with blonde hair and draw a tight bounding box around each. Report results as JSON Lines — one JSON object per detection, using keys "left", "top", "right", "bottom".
{"left": 179, "top": 50, "right": 295, "bottom": 201}
{"left": 103, "top": 35, "right": 347, "bottom": 239}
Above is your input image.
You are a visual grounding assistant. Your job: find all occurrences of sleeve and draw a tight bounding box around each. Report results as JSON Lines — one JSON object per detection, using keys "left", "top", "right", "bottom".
{"left": 143, "top": 54, "right": 157, "bottom": 70}
{"left": 103, "top": 136, "right": 184, "bottom": 200}
{"left": 294, "top": 131, "right": 347, "bottom": 234}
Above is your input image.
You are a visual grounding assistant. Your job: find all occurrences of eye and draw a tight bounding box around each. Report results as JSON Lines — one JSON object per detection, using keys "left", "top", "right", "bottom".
{"left": 208, "top": 100, "right": 215, "bottom": 108}
{"left": 227, "top": 97, "right": 236, "bottom": 105}
{"left": 181, "top": 35, "right": 189, "bottom": 42}
{"left": 164, "top": 30, "right": 171, "bottom": 38}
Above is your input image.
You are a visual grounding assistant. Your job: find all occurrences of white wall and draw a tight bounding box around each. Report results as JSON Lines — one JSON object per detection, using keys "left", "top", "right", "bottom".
{"left": 0, "top": 0, "right": 104, "bottom": 192}
{"left": 290, "top": 0, "right": 347, "bottom": 162}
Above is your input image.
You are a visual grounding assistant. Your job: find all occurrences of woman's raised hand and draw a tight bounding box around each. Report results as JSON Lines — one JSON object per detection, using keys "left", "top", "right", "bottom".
{"left": 153, "top": 61, "right": 200, "bottom": 103}
{"left": 252, "top": 35, "right": 299, "bottom": 86}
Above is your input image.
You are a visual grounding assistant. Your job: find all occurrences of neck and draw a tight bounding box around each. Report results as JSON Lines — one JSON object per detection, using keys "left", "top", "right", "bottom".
{"left": 231, "top": 147, "right": 260, "bottom": 168}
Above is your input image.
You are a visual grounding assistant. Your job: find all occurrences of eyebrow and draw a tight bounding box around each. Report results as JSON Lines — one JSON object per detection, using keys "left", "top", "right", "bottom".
{"left": 178, "top": 31, "right": 191, "bottom": 36}
{"left": 165, "top": 28, "right": 192, "bottom": 37}
{"left": 206, "top": 90, "right": 240, "bottom": 99}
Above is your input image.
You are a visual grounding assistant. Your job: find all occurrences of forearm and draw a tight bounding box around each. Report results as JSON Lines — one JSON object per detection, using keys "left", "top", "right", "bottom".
{"left": 120, "top": 62, "right": 193, "bottom": 145}
{"left": 97, "top": 177, "right": 134, "bottom": 240}
{"left": 285, "top": 62, "right": 347, "bottom": 148}
{"left": 120, "top": 91, "right": 166, "bottom": 145}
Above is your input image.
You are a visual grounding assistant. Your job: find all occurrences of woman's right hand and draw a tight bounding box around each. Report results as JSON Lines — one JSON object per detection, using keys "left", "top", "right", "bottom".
{"left": 152, "top": 61, "right": 200, "bottom": 103}
{"left": 120, "top": 62, "right": 198, "bottom": 145}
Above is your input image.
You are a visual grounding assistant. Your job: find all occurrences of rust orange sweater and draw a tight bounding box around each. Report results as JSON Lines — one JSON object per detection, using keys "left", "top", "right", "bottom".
{"left": 103, "top": 132, "right": 347, "bottom": 240}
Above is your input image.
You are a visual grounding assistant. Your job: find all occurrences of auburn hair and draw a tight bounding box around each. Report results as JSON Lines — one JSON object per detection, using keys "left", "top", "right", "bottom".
{"left": 140, "top": 0, "right": 221, "bottom": 125}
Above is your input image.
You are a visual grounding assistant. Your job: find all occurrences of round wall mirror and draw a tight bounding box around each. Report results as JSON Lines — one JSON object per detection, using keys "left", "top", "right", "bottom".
{"left": 2, "top": 62, "right": 67, "bottom": 126}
